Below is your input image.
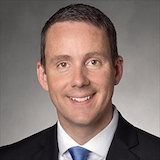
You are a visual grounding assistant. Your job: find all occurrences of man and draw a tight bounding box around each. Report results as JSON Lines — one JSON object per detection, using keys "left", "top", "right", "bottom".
{"left": 0, "top": 3, "right": 159, "bottom": 160}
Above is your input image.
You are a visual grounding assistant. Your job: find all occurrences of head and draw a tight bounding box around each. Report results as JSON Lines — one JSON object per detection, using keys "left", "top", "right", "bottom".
{"left": 37, "top": 4, "right": 123, "bottom": 136}
{"left": 40, "top": 4, "right": 118, "bottom": 70}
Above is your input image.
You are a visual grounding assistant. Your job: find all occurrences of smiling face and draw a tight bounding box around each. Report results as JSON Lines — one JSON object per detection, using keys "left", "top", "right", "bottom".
{"left": 37, "top": 21, "right": 123, "bottom": 131}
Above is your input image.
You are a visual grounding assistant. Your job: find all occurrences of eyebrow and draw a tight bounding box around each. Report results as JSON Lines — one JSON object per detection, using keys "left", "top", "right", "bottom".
{"left": 50, "top": 55, "right": 71, "bottom": 64}
{"left": 84, "top": 52, "right": 108, "bottom": 59}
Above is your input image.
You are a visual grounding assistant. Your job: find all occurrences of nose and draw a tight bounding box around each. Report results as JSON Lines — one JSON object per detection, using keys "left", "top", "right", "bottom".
{"left": 71, "top": 66, "right": 90, "bottom": 88}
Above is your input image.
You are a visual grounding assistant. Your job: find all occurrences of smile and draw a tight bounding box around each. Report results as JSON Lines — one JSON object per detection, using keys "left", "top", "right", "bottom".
{"left": 70, "top": 95, "right": 92, "bottom": 102}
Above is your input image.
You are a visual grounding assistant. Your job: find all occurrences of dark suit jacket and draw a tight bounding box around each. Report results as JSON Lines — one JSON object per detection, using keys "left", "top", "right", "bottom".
{"left": 0, "top": 113, "right": 160, "bottom": 160}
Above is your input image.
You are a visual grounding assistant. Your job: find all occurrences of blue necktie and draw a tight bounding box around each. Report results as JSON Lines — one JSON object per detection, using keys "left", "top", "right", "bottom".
{"left": 68, "top": 146, "right": 90, "bottom": 160}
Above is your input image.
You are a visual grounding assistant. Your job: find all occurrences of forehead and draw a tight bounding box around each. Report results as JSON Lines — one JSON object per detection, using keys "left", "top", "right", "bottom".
{"left": 45, "top": 21, "right": 110, "bottom": 56}
{"left": 46, "top": 21, "right": 107, "bottom": 41}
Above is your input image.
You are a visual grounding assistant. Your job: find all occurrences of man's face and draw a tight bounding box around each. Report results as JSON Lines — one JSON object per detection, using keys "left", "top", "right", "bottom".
{"left": 37, "top": 21, "right": 123, "bottom": 129}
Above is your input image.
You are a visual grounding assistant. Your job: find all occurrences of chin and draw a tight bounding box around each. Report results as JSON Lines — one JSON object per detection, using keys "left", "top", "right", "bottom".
{"left": 70, "top": 115, "right": 97, "bottom": 127}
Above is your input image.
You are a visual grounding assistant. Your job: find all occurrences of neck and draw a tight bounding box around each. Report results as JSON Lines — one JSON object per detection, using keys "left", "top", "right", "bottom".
{"left": 59, "top": 105, "right": 114, "bottom": 145}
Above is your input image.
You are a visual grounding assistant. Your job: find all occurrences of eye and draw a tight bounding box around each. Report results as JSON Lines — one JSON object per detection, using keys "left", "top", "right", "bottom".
{"left": 57, "top": 62, "right": 69, "bottom": 68}
{"left": 88, "top": 60, "right": 100, "bottom": 66}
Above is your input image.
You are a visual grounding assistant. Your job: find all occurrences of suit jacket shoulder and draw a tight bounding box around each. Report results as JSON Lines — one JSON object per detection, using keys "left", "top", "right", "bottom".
{"left": 132, "top": 125, "right": 160, "bottom": 159}
{"left": 0, "top": 124, "right": 58, "bottom": 160}
{"left": 107, "top": 113, "right": 160, "bottom": 160}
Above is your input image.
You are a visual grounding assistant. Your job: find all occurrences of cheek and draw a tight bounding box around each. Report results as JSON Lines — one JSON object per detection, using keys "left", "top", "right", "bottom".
{"left": 94, "top": 71, "right": 115, "bottom": 104}
{"left": 93, "top": 69, "right": 114, "bottom": 87}
{"left": 47, "top": 74, "right": 69, "bottom": 95}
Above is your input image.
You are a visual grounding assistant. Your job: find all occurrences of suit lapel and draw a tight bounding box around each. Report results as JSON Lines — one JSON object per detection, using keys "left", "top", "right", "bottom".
{"left": 32, "top": 124, "right": 59, "bottom": 160}
{"left": 107, "top": 113, "right": 140, "bottom": 160}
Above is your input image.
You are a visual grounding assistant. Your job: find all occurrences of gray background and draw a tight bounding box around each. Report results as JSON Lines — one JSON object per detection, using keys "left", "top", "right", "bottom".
{"left": 0, "top": 0, "right": 159, "bottom": 146}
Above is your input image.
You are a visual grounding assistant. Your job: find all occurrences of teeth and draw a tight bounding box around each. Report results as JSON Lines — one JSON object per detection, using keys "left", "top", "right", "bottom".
{"left": 71, "top": 96, "right": 91, "bottom": 102}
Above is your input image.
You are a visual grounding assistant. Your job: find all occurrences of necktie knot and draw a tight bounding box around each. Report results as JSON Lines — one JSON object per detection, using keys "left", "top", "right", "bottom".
{"left": 68, "top": 146, "right": 90, "bottom": 160}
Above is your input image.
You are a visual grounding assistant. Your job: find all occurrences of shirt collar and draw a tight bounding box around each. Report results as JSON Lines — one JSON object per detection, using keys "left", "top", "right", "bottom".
{"left": 58, "top": 107, "right": 119, "bottom": 159}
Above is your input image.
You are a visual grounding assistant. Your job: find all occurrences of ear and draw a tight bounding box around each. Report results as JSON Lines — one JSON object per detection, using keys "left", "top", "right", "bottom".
{"left": 37, "top": 61, "right": 48, "bottom": 91}
{"left": 114, "top": 55, "right": 123, "bottom": 85}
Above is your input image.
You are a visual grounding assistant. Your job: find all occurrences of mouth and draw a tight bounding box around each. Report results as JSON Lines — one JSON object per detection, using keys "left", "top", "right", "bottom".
{"left": 69, "top": 93, "right": 95, "bottom": 103}
{"left": 71, "top": 96, "right": 92, "bottom": 102}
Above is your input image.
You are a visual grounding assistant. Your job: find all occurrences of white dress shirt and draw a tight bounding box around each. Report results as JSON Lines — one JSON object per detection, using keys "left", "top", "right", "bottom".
{"left": 57, "top": 107, "right": 119, "bottom": 160}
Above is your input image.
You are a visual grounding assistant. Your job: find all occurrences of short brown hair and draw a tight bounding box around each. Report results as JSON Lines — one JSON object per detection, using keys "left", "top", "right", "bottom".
{"left": 41, "top": 4, "right": 118, "bottom": 68}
